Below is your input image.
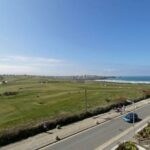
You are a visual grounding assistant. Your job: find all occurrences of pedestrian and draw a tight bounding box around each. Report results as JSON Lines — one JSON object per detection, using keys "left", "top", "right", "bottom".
{"left": 43, "top": 123, "right": 47, "bottom": 131}
{"left": 120, "top": 107, "right": 123, "bottom": 114}
{"left": 122, "top": 105, "right": 126, "bottom": 112}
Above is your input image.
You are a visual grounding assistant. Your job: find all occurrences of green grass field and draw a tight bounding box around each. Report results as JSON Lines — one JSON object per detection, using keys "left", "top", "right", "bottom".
{"left": 0, "top": 75, "right": 150, "bottom": 134}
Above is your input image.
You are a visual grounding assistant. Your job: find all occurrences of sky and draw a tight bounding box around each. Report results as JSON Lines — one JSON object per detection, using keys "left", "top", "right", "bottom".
{"left": 0, "top": 0, "right": 150, "bottom": 76}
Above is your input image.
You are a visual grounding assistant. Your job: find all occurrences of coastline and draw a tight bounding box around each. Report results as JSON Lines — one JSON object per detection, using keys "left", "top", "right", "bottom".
{"left": 95, "top": 79, "right": 150, "bottom": 84}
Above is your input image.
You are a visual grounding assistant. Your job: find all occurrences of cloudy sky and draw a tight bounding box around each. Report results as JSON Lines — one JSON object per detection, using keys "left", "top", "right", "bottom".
{"left": 1, "top": 0, "right": 150, "bottom": 76}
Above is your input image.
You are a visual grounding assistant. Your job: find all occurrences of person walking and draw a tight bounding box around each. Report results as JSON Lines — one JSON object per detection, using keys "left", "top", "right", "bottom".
{"left": 122, "top": 105, "right": 126, "bottom": 113}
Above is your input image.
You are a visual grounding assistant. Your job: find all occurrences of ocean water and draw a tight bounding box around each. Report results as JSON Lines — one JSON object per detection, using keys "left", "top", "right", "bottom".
{"left": 98, "top": 76, "right": 150, "bottom": 84}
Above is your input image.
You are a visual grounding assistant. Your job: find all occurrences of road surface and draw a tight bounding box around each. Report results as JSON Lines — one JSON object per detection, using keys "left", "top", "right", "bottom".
{"left": 41, "top": 103, "right": 150, "bottom": 150}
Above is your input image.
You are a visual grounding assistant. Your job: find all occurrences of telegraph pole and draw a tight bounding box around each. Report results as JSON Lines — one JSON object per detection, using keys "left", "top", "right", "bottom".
{"left": 85, "top": 88, "right": 87, "bottom": 112}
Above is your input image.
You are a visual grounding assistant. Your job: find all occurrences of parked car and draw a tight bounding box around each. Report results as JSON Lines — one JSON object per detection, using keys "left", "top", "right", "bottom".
{"left": 122, "top": 112, "right": 139, "bottom": 123}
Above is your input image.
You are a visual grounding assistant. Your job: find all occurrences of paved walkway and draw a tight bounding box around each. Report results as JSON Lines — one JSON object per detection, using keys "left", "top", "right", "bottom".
{"left": 1, "top": 99, "right": 150, "bottom": 150}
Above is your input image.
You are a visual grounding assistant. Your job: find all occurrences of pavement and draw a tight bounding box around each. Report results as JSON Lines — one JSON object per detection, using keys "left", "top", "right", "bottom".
{"left": 0, "top": 98, "right": 150, "bottom": 150}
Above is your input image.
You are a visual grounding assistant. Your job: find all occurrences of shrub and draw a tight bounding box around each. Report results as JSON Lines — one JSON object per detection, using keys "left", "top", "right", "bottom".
{"left": 3, "top": 91, "right": 18, "bottom": 96}
{"left": 136, "top": 123, "right": 150, "bottom": 139}
{"left": 105, "top": 98, "right": 111, "bottom": 103}
{"left": 143, "top": 90, "right": 150, "bottom": 98}
{"left": 116, "top": 141, "right": 138, "bottom": 150}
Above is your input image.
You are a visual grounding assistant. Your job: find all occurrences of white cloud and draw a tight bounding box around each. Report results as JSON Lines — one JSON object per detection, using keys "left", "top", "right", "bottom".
{"left": 0, "top": 55, "right": 67, "bottom": 75}
{"left": 0, "top": 55, "right": 92, "bottom": 75}
{"left": 0, "top": 64, "right": 33, "bottom": 74}
{"left": 0, "top": 56, "right": 63, "bottom": 66}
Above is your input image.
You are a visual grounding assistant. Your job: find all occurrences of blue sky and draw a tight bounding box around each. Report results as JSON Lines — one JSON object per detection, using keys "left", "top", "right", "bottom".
{"left": 1, "top": 0, "right": 150, "bottom": 76}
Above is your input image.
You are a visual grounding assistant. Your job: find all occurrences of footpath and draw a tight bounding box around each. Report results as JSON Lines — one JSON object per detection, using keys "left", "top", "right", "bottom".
{"left": 1, "top": 99, "right": 150, "bottom": 150}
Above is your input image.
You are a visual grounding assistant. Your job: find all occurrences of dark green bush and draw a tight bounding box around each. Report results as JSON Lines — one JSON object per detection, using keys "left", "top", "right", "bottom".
{"left": 3, "top": 91, "right": 18, "bottom": 96}
{"left": 116, "top": 141, "right": 138, "bottom": 150}
{"left": 137, "top": 123, "right": 150, "bottom": 139}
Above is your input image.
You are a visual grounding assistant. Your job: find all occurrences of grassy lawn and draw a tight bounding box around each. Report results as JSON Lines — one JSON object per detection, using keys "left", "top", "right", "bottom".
{"left": 0, "top": 75, "right": 150, "bottom": 133}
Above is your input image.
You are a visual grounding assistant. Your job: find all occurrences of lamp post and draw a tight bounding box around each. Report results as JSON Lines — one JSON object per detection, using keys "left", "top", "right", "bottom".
{"left": 126, "top": 99, "right": 135, "bottom": 136}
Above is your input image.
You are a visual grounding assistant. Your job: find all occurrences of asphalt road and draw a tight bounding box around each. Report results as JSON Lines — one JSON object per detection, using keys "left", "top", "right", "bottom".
{"left": 42, "top": 104, "right": 150, "bottom": 150}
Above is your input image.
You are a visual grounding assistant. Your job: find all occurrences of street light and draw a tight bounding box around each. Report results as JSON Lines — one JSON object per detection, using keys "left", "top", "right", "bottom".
{"left": 126, "top": 99, "right": 135, "bottom": 136}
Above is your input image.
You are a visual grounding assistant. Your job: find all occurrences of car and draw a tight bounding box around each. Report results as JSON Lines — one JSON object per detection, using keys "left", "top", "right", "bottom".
{"left": 122, "top": 112, "right": 139, "bottom": 123}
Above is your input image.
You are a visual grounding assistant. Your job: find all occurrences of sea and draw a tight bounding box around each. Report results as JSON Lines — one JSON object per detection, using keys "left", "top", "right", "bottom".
{"left": 97, "top": 76, "right": 150, "bottom": 84}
